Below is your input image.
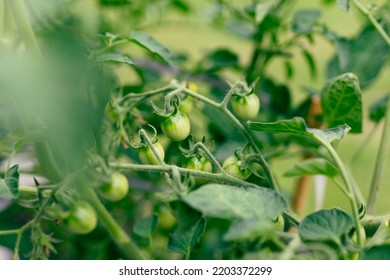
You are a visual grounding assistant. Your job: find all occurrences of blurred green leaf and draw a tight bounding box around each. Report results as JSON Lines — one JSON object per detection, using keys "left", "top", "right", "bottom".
{"left": 327, "top": 25, "right": 390, "bottom": 88}
{"left": 130, "top": 31, "right": 178, "bottom": 67}
{"left": 0, "top": 165, "right": 19, "bottom": 199}
{"left": 200, "top": 49, "right": 239, "bottom": 72}
{"left": 249, "top": 117, "right": 351, "bottom": 144}
{"left": 183, "top": 184, "right": 287, "bottom": 220}
{"left": 369, "top": 94, "right": 389, "bottom": 123}
{"left": 337, "top": 0, "right": 350, "bottom": 12}
{"left": 299, "top": 208, "right": 354, "bottom": 243}
{"left": 133, "top": 214, "right": 158, "bottom": 239}
{"left": 321, "top": 73, "right": 362, "bottom": 133}
{"left": 292, "top": 10, "right": 321, "bottom": 34}
{"left": 167, "top": 202, "right": 206, "bottom": 256}
{"left": 224, "top": 219, "right": 275, "bottom": 241}
{"left": 302, "top": 49, "right": 317, "bottom": 79}
{"left": 95, "top": 53, "right": 134, "bottom": 65}
{"left": 254, "top": 1, "right": 275, "bottom": 24}
{"left": 284, "top": 158, "right": 339, "bottom": 177}
{"left": 360, "top": 244, "right": 390, "bottom": 260}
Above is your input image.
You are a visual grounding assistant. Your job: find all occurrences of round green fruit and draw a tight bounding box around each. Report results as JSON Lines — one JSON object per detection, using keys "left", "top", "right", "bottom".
{"left": 64, "top": 201, "right": 97, "bottom": 234}
{"left": 161, "top": 111, "right": 191, "bottom": 141}
{"left": 99, "top": 172, "right": 129, "bottom": 202}
{"left": 138, "top": 142, "right": 165, "bottom": 165}
{"left": 222, "top": 155, "right": 251, "bottom": 180}
{"left": 231, "top": 93, "right": 260, "bottom": 120}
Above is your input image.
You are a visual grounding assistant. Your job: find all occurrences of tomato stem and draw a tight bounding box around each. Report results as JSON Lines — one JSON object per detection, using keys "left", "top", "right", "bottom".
{"left": 352, "top": 0, "right": 390, "bottom": 47}
{"left": 367, "top": 94, "right": 390, "bottom": 214}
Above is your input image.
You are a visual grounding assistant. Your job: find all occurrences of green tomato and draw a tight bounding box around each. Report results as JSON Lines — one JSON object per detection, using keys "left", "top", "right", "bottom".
{"left": 222, "top": 155, "right": 251, "bottom": 180}
{"left": 183, "top": 156, "right": 212, "bottom": 173}
{"left": 99, "top": 172, "right": 129, "bottom": 202}
{"left": 183, "top": 156, "right": 213, "bottom": 185}
{"left": 138, "top": 142, "right": 165, "bottom": 165}
{"left": 161, "top": 111, "right": 191, "bottom": 141}
{"left": 64, "top": 201, "right": 97, "bottom": 234}
{"left": 231, "top": 93, "right": 260, "bottom": 120}
{"left": 180, "top": 96, "right": 193, "bottom": 114}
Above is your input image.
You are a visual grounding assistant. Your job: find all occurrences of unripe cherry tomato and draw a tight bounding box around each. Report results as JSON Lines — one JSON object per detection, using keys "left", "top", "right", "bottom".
{"left": 138, "top": 142, "right": 165, "bottom": 165}
{"left": 161, "top": 111, "right": 191, "bottom": 141}
{"left": 99, "top": 172, "right": 129, "bottom": 202}
{"left": 222, "top": 155, "right": 251, "bottom": 180}
{"left": 64, "top": 201, "right": 97, "bottom": 234}
{"left": 183, "top": 156, "right": 212, "bottom": 173}
{"left": 180, "top": 96, "right": 193, "bottom": 114}
{"left": 231, "top": 93, "right": 260, "bottom": 120}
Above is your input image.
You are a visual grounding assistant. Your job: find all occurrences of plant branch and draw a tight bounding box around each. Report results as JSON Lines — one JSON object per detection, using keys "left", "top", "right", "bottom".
{"left": 352, "top": 0, "right": 390, "bottom": 47}
{"left": 367, "top": 94, "right": 390, "bottom": 214}
{"left": 322, "top": 141, "right": 364, "bottom": 247}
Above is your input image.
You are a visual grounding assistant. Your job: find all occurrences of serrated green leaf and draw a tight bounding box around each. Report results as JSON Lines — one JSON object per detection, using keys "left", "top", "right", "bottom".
{"left": 95, "top": 53, "right": 134, "bottom": 65}
{"left": 369, "top": 94, "right": 389, "bottom": 123}
{"left": 298, "top": 208, "right": 354, "bottom": 243}
{"left": 0, "top": 165, "right": 20, "bottom": 199}
{"left": 130, "top": 31, "right": 177, "bottom": 67}
{"left": 224, "top": 219, "right": 275, "bottom": 241}
{"left": 292, "top": 10, "right": 321, "bottom": 34}
{"left": 284, "top": 158, "right": 339, "bottom": 177}
{"left": 321, "top": 73, "right": 362, "bottom": 133}
{"left": 167, "top": 202, "right": 206, "bottom": 256}
{"left": 337, "top": 0, "right": 350, "bottom": 12}
{"left": 248, "top": 117, "right": 350, "bottom": 144}
{"left": 360, "top": 244, "right": 390, "bottom": 260}
{"left": 183, "top": 184, "right": 287, "bottom": 220}
{"left": 133, "top": 214, "right": 158, "bottom": 238}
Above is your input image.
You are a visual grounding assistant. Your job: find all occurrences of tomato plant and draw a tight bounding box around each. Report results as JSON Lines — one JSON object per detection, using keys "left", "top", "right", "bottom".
{"left": 1, "top": 0, "right": 390, "bottom": 261}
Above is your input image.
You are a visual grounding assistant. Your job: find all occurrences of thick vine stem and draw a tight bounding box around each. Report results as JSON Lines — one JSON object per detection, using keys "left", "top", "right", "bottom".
{"left": 367, "top": 94, "right": 390, "bottom": 214}
{"left": 109, "top": 162, "right": 260, "bottom": 189}
{"left": 352, "top": 0, "right": 390, "bottom": 47}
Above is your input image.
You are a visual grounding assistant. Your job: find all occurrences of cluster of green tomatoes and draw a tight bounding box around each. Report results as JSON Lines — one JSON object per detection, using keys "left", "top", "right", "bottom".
{"left": 137, "top": 84, "right": 261, "bottom": 181}
{"left": 50, "top": 84, "right": 261, "bottom": 235}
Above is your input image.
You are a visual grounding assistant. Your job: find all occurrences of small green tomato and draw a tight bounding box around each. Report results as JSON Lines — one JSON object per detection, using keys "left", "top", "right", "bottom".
{"left": 161, "top": 111, "right": 191, "bottom": 141}
{"left": 183, "top": 156, "right": 212, "bottom": 173}
{"left": 231, "top": 93, "right": 260, "bottom": 120}
{"left": 138, "top": 142, "right": 165, "bottom": 165}
{"left": 64, "top": 201, "right": 97, "bottom": 234}
{"left": 222, "top": 155, "right": 251, "bottom": 180}
{"left": 99, "top": 172, "right": 129, "bottom": 202}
